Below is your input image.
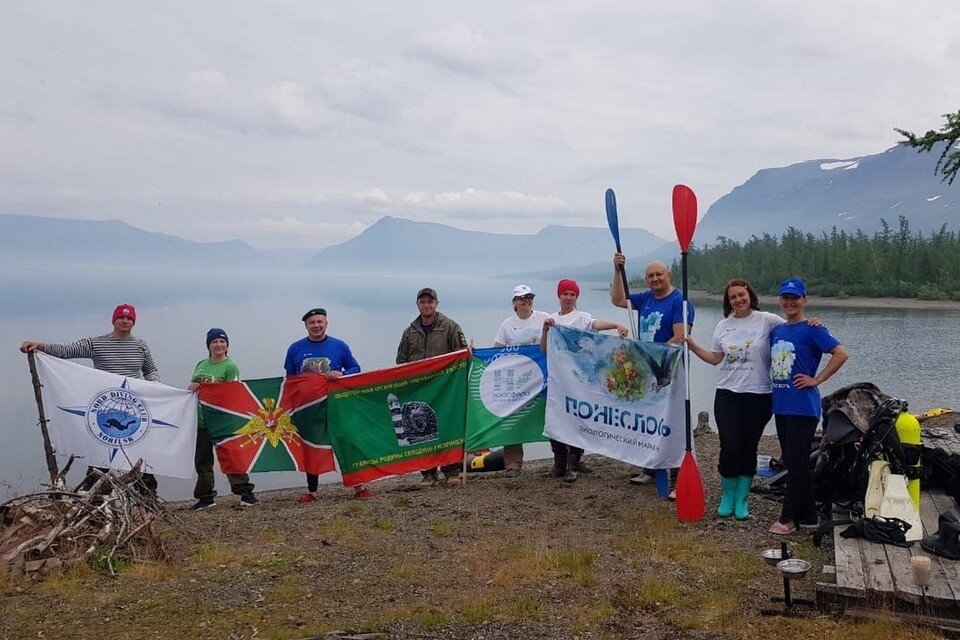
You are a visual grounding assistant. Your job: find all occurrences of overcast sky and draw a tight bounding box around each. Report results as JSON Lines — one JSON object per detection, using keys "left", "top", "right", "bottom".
{"left": 1, "top": 1, "right": 958, "bottom": 249}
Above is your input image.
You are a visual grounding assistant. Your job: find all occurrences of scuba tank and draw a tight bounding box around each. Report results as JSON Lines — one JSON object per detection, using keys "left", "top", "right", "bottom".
{"left": 894, "top": 411, "right": 922, "bottom": 510}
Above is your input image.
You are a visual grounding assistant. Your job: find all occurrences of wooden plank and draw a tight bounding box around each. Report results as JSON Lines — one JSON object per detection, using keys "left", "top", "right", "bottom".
{"left": 926, "top": 490, "right": 960, "bottom": 604}
{"left": 832, "top": 525, "right": 867, "bottom": 595}
{"left": 884, "top": 543, "right": 924, "bottom": 604}
{"left": 859, "top": 537, "right": 896, "bottom": 595}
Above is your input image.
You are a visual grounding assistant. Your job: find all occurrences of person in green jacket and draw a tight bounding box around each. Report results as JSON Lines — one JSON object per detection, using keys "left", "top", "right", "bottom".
{"left": 396, "top": 287, "right": 468, "bottom": 488}
{"left": 189, "top": 328, "right": 257, "bottom": 510}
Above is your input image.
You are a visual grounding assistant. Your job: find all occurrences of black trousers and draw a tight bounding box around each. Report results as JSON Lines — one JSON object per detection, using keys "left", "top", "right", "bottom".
{"left": 550, "top": 439, "right": 583, "bottom": 474}
{"left": 775, "top": 414, "right": 819, "bottom": 525}
{"left": 714, "top": 389, "right": 772, "bottom": 478}
{"left": 194, "top": 427, "right": 253, "bottom": 499}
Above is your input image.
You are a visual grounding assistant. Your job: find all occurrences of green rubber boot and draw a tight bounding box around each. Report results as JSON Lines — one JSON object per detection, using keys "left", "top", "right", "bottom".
{"left": 734, "top": 475, "right": 752, "bottom": 520}
{"left": 717, "top": 476, "right": 737, "bottom": 518}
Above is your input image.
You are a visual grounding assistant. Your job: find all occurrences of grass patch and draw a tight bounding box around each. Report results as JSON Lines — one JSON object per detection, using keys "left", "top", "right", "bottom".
{"left": 118, "top": 562, "right": 180, "bottom": 581}
{"left": 345, "top": 502, "right": 367, "bottom": 514}
{"left": 417, "top": 611, "right": 449, "bottom": 630}
{"left": 570, "top": 599, "right": 616, "bottom": 633}
{"left": 35, "top": 563, "right": 93, "bottom": 597}
{"left": 190, "top": 540, "right": 240, "bottom": 565}
{"left": 431, "top": 521, "right": 452, "bottom": 537}
{"left": 392, "top": 495, "right": 411, "bottom": 508}
{"left": 373, "top": 518, "right": 395, "bottom": 531}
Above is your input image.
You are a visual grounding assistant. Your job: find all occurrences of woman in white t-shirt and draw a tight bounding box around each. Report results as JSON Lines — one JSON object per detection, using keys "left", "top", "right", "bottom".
{"left": 493, "top": 284, "right": 551, "bottom": 477}
{"left": 685, "top": 279, "right": 785, "bottom": 521}
{"left": 540, "top": 279, "right": 629, "bottom": 482}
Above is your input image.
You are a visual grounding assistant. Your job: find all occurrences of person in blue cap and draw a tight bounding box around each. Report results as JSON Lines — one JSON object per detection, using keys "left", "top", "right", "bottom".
{"left": 768, "top": 278, "right": 848, "bottom": 535}
{"left": 188, "top": 328, "right": 257, "bottom": 509}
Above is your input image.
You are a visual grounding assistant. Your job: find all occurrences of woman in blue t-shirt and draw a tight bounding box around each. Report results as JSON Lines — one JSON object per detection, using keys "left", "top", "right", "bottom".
{"left": 768, "top": 279, "right": 848, "bottom": 535}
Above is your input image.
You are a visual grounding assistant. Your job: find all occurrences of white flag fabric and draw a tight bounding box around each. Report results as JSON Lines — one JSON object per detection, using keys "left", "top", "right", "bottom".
{"left": 34, "top": 352, "right": 197, "bottom": 478}
{"left": 545, "top": 324, "right": 687, "bottom": 469}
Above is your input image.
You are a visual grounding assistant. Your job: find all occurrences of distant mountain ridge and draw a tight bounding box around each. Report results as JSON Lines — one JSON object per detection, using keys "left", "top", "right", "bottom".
{"left": 695, "top": 142, "right": 958, "bottom": 245}
{"left": 310, "top": 216, "right": 668, "bottom": 275}
{"left": 0, "top": 215, "right": 261, "bottom": 267}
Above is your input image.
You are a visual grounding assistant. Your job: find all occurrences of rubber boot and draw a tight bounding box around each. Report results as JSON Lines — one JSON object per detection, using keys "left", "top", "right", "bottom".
{"left": 734, "top": 475, "right": 752, "bottom": 521}
{"left": 921, "top": 519, "right": 960, "bottom": 560}
{"left": 717, "top": 477, "right": 737, "bottom": 518}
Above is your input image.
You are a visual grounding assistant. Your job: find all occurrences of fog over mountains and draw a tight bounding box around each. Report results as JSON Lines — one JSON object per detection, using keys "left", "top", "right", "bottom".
{"left": 3, "top": 142, "right": 957, "bottom": 276}
{"left": 695, "top": 142, "right": 958, "bottom": 245}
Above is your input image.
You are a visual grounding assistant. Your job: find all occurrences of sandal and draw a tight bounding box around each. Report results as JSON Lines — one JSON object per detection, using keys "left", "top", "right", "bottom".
{"left": 769, "top": 521, "right": 797, "bottom": 535}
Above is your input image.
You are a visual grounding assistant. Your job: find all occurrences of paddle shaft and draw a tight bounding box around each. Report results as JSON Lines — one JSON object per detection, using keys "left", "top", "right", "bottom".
{"left": 681, "top": 251, "right": 692, "bottom": 452}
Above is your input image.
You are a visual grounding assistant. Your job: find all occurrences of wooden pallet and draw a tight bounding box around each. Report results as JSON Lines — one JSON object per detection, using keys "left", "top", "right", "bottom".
{"left": 816, "top": 426, "right": 960, "bottom": 624}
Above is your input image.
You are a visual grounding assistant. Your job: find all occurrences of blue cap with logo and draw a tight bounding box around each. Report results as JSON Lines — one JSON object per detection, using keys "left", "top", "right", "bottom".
{"left": 778, "top": 278, "right": 807, "bottom": 298}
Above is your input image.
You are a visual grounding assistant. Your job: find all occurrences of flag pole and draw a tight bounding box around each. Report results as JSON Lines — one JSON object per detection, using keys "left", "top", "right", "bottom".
{"left": 460, "top": 340, "right": 474, "bottom": 486}
{"left": 26, "top": 352, "right": 60, "bottom": 484}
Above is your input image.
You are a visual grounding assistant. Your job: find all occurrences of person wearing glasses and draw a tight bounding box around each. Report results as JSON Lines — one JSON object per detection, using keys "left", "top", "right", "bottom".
{"left": 493, "top": 284, "right": 550, "bottom": 477}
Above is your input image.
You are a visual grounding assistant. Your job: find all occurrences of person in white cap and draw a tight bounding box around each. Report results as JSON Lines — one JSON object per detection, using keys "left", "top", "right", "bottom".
{"left": 493, "top": 284, "right": 550, "bottom": 477}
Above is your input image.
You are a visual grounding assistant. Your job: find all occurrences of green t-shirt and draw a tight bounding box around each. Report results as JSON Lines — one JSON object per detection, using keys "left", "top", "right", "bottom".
{"left": 191, "top": 357, "right": 240, "bottom": 384}
{"left": 193, "top": 358, "right": 239, "bottom": 431}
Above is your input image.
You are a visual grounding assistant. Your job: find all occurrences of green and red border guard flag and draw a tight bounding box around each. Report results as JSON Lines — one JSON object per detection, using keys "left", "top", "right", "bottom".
{"left": 199, "top": 375, "right": 335, "bottom": 475}
{"left": 327, "top": 350, "right": 469, "bottom": 486}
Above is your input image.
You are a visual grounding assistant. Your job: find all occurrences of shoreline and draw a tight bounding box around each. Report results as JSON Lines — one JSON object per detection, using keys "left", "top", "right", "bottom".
{"left": 688, "top": 290, "right": 960, "bottom": 311}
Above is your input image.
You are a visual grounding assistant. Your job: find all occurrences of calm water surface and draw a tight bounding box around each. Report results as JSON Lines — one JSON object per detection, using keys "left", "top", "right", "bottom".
{"left": 2, "top": 266, "right": 957, "bottom": 499}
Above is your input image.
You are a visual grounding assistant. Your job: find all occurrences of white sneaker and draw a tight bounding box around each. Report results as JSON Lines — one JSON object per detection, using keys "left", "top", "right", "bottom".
{"left": 630, "top": 472, "right": 654, "bottom": 486}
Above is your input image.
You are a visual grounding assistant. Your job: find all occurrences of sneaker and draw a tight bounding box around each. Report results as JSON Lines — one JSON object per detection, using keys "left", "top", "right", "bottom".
{"left": 668, "top": 489, "right": 676, "bottom": 501}
{"left": 630, "top": 471, "right": 654, "bottom": 485}
{"left": 190, "top": 497, "right": 216, "bottom": 511}
{"left": 239, "top": 493, "right": 258, "bottom": 507}
{"left": 562, "top": 470, "right": 579, "bottom": 483}
{"left": 503, "top": 469, "right": 521, "bottom": 478}
{"left": 799, "top": 520, "right": 819, "bottom": 531}
{"left": 574, "top": 462, "right": 593, "bottom": 474}
{"left": 296, "top": 492, "right": 317, "bottom": 504}
{"left": 543, "top": 467, "right": 565, "bottom": 478}
{"left": 353, "top": 486, "right": 374, "bottom": 499}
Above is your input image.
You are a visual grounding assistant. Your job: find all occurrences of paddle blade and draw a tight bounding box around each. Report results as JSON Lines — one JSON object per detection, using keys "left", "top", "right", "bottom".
{"left": 605, "top": 188, "right": 622, "bottom": 252}
{"left": 675, "top": 451, "right": 705, "bottom": 522}
{"left": 672, "top": 184, "right": 697, "bottom": 252}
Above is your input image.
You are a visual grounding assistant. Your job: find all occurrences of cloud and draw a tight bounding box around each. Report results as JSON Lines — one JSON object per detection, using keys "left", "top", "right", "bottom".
{"left": 402, "top": 187, "right": 571, "bottom": 218}
{"left": 408, "top": 22, "right": 496, "bottom": 77}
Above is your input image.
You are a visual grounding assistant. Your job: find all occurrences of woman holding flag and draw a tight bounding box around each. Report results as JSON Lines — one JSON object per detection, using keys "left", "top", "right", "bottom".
{"left": 541, "top": 278, "right": 628, "bottom": 481}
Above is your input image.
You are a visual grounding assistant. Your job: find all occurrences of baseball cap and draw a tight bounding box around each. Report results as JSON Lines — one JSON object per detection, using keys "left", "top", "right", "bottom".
{"left": 511, "top": 284, "right": 535, "bottom": 299}
{"left": 778, "top": 278, "right": 807, "bottom": 297}
{"left": 416, "top": 287, "right": 438, "bottom": 300}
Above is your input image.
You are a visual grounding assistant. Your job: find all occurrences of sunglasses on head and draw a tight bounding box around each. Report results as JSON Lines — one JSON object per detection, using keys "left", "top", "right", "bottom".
{"left": 513, "top": 294, "right": 535, "bottom": 301}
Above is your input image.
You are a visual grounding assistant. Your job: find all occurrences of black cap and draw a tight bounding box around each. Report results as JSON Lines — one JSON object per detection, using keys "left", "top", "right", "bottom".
{"left": 416, "top": 287, "right": 438, "bottom": 300}
{"left": 301, "top": 308, "right": 327, "bottom": 321}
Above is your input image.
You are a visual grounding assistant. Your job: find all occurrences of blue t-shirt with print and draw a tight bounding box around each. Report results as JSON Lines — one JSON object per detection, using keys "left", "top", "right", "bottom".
{"left": 283, "top": 336, "right": 361, "bottom": 377}
{"left": 770, "top": 322, "right": 841, "bottom": 417}
{"left": 627, "top": 289, "right": 694, "bottom": 343}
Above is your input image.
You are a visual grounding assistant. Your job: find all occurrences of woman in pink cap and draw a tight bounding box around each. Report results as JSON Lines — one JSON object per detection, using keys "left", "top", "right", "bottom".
{"left": 540, "top": 279, "right": 628, "bottom": 481}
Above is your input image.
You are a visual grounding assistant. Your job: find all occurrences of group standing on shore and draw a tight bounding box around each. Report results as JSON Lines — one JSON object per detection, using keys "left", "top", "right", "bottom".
{"left": 19, "top": 263, "right": 850, "bottom": 535}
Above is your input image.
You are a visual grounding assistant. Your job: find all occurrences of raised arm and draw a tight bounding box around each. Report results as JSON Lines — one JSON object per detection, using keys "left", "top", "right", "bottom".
{"left": 610, "top": 253, "right": 628, "bottom": 309}
{"left": 685, "top": 335, "right": 723, "bottom": 365}
{"left": 591, "top": 319, "right": 629, "bottom": 338}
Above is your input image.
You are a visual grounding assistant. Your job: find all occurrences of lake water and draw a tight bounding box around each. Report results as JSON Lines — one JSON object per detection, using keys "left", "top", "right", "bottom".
{"left": 2, "top": 265, "right": 958, "bottom": 499}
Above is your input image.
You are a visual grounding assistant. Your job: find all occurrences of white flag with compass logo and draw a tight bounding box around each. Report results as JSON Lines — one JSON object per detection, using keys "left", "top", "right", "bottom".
{"left": 34, "top": 353, "right": 197, "bottom": 478}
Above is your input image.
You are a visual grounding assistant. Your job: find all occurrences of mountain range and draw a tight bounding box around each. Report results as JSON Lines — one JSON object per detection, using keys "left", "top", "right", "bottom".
{"left": 2, "top": 141, "right": 956, "bottom": 275}
{"left": 694, "top": 142, "right": 958, "bottom": 245}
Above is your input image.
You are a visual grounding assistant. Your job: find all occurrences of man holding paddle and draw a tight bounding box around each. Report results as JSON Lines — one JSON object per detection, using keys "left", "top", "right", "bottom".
{"left": 610, "top": 256, "right": 695, "bottom": 493}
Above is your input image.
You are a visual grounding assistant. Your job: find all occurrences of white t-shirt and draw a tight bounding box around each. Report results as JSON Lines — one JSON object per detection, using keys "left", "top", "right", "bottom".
{"left": 494, "top": 310, "right": 550, "bottom": 346}
{"left": 548, "top": 309, "right": 595, "bottom": 331}
{"left": 710, "top": 310, "right": 785, "bottom": 393}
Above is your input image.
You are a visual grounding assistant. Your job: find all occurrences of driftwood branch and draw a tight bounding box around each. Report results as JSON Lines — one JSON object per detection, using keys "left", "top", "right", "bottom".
{"left": 0, "top": 460, "right": 175, "bottom": 579}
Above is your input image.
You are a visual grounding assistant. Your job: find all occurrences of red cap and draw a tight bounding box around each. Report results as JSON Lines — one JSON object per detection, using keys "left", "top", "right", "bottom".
{"left": 557, "top": 279, "right": 580, "bottom": 297}
{"left": 112, "top": 304, "right": 136, "bottom": 324}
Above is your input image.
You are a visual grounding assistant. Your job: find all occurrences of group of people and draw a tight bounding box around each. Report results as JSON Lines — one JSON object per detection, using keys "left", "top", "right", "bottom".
{"left": 19, "top": 252, "right": 849, "bottom": 534}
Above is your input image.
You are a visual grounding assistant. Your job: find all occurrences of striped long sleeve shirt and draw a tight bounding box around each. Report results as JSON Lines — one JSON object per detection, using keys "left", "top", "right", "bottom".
{"left": 43, "top": 334, "right": 160, "bottom": 381}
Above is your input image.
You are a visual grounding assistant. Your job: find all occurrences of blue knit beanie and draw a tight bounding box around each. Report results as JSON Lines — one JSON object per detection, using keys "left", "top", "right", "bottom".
{"left": 206, "top": 328, "right": 228, "bottom": 348}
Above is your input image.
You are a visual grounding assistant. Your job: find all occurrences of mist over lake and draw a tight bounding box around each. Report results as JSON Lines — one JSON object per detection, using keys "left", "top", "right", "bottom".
{"left": 2, "top": 266, "right": 958, "bottom": 500}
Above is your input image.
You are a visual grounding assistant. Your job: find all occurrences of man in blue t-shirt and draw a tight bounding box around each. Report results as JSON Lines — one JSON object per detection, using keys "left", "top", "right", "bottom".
{"left": 284, "top": 307, "right": 364, "bottom": 503}
{"left": 611, "top": 254, "right": 695, "bottom": 492}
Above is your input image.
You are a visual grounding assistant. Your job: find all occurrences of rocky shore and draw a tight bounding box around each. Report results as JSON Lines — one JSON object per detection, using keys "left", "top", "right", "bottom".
{"left": 4, "top": 420, "right": 956, "bottom": 640}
